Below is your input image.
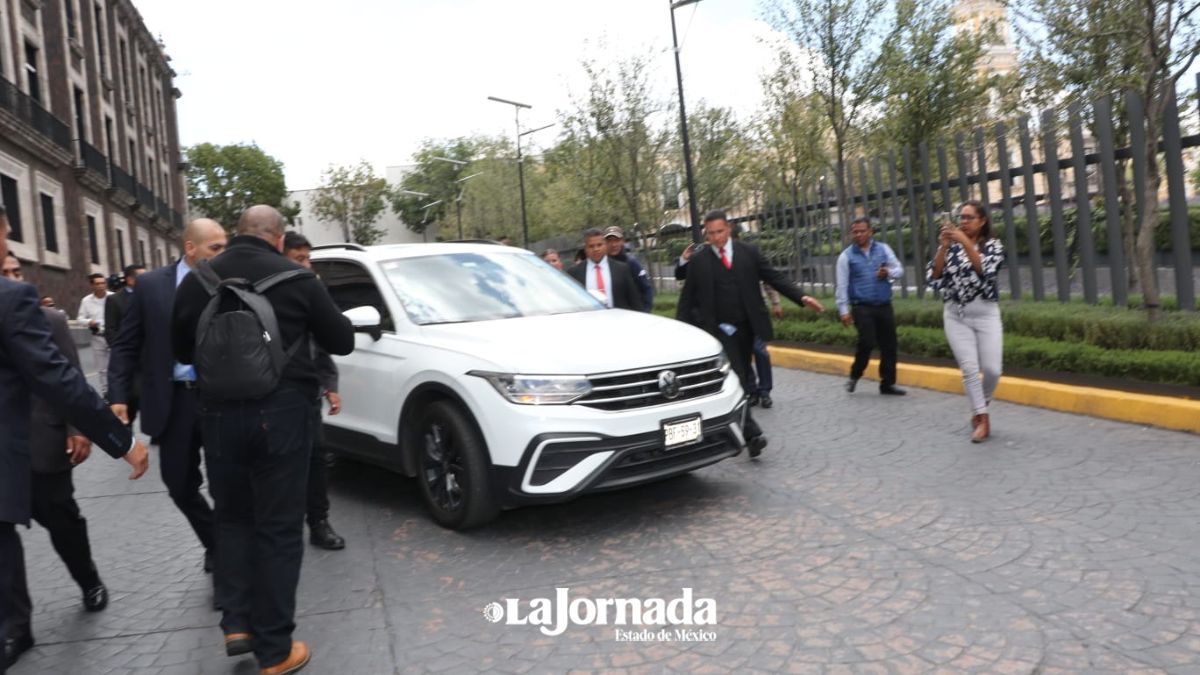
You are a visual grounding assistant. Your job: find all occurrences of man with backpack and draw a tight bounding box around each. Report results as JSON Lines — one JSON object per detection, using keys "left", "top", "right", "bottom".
{"left": 172, "top": 205, "right": 354, "bottom": 675}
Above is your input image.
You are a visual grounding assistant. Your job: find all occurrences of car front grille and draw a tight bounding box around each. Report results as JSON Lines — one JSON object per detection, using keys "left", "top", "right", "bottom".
{"left": 574, "top": 356, "right": 726, "bottom": 411}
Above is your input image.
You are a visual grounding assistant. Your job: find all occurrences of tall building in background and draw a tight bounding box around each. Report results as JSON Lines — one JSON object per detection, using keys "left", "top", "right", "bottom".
{"left": 0, "top": 0, "right": 186, "bottom": 304}
{"left": 952, "top": 0, "right": 1019, "bottom": 79}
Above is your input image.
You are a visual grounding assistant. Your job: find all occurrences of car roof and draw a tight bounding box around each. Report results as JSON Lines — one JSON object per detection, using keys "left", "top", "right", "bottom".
{"left": 309, "top": 241, "right": 536, "bottom": 261}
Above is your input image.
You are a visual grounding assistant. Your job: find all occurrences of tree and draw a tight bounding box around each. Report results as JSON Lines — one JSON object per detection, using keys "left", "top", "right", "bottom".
{"left": 867, "top": 0, "right": 991, "bottom": 153}
{"left": 561, "top": 49, "right": 671, "bottom": 235}
{"left": 310, "top": 161, "right": 390, "bottom": 245}
{"left": 685, "top": 102, "right": 754, "bottom": 214}
{"left": 390, "top": 137, "right": 477, "bottom": 238}
{"left": 769, "top": 0, "right": 896, "bottom": 231}
{"left": 184, "top": 142, "right": 297, "bottom": 230}
{"left": 1017, "top": 0, "right": 1200, "bottom": 319}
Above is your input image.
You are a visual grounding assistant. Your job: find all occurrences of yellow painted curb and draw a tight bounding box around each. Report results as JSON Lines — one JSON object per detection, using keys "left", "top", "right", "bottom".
{"left": 767, "top": 345, "right": 1200, "bottom": 435}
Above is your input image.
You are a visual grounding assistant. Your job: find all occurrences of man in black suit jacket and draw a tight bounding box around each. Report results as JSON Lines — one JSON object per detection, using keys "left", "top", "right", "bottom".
{"left": 0, "top": 210, "right": 149, "bottom": 672}
{"left": 1, "top": 253, "right": 112, "bottom": 666}
{"left": 677, "top": 210, "right": 825, "bottom": 457}
{"left": 108, "top": 219, "right": 227, "bottom": 576}
{"left": 104, "top": 264, "right": 144, "bottom": 422}
{"left": 566, "top": 228, "right": 644, "bottom": 311}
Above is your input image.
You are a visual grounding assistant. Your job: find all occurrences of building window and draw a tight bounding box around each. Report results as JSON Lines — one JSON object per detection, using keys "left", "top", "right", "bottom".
{"left": 115, "top": 229, "right": 126, "bottom": 268}
{"left": 86, "top": 214, "right": 100, "bottom": 264}
{"left": 137, "top": 238, "right": 146, "bottom": 264}
{"left": 118, "top": 38, "right": 129, "bottom": 98}
{"left": 93, "top": 3, "right": 108, "bottom": 75}
{"left": 1, "top": 175, "right": 23, "bottom": 243}
{"left": 24, "top": 43, "right": 41, "bottom": 104}
{"left": 105, "top": 116, "right": 114, "bottom": 157}
{"left": 40, "top": 193, "right": 58, "bottom": 253}
{"left": 64, "top": 0, "right": 77, "bottom": 40}
{"left": 128, "top": 139, "right": 136, "bottom": 177}
{"left": 153, "top": 247, "right": 162, "bottom": 268}
{"left": 73, "top": 87, "right": 87, "bottom": 142}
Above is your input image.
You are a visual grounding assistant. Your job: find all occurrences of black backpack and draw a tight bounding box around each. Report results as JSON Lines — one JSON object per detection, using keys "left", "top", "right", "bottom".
{"left": 192, "top": 259, "right": 314, "bottom": 400}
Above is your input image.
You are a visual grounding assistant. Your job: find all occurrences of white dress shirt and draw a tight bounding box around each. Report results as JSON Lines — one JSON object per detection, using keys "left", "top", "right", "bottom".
{"left": 77, "top": 292, "right": 109, "bottom": 330}
{"left": 583, "top": 257, "right": 613, "bottom": 308}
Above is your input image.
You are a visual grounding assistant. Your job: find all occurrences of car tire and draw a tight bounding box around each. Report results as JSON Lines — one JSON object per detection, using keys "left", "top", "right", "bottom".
{"left": 416, "top": 400, "right": 499, "bottom": 530}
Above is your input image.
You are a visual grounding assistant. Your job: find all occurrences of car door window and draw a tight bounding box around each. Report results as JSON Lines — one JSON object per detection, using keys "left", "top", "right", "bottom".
{"left": 312, "top": 260, "right": 395, "bottom": 333}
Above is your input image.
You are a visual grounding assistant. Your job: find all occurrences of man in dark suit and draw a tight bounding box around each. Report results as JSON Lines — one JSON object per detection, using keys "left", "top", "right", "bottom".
{"left": 676, "top": 210, "right": 825, "bottom": 457}
{"left": 104, "top": 264, "right": 145, "bottom": 421}
{"left": 173, "top": 205, "right": 354, "bottom": 674}
{"left": 108, "top": 219, "right": 227, "bottom": 576}
{"left": 1, "top": 253, "right": 111, "bottom": 667}
{"left": 566, "top": 228, "right": 644, "bottom": 311}
{"left": 0, "top": 208, "right": 149, "bottom": 673}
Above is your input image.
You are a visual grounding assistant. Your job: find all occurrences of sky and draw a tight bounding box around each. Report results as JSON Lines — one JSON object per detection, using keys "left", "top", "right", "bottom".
{"left": 130, "top": 0, "right": 789, "bottom": 191}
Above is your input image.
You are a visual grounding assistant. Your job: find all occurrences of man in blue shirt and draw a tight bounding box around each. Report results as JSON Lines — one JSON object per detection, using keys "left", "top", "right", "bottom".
{"left": 835, "top": 217, "right": 906, "bottom": 395}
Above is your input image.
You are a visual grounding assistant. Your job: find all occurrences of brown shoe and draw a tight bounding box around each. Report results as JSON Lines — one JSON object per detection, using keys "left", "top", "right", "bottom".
{"left": 971, "top": 414, "right": 990, "bottom": 443}
{"left": 971, "top": 414, "right": 981, "bottom": 430}
{"left": 224, "top": 633, "right": 252, "bottom": 657}
{"left": 260, "top": 641, "right": 310, "bottom": 675}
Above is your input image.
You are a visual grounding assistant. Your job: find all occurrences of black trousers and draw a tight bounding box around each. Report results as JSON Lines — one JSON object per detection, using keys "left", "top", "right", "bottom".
{"left": 160, "top": 385, "right": 215, "bottom": 552}
{"left": 201, "top": 388, "right": 311, "bottom": 669}
{"left": 714, "top": 321, "right": 763, "bottom": 440}
{"left": 850, "top": 303, "right": 899, "bottom": 388}
{"left": 0, "top": 522, "right": 22, "bottom": 674}
{"left": 4, "top": 470, "right": 102, "bottom": 641}
{"left": 306, "top": 403, "right": 330, "bottom": 526}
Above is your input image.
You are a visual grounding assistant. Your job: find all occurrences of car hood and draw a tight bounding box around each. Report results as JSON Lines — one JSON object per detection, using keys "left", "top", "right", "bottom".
{"left": 418, "top": 309, "right": 723, "bottom": 375}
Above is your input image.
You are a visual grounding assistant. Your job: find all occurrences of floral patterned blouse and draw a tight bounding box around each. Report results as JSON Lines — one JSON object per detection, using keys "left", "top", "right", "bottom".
{"left": 925, "top": 238, "right": 1005, "bottom": 306}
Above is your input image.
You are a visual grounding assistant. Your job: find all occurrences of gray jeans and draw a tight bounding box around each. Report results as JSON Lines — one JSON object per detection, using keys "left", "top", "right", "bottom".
{"left": 943, "top": 299, "right": 1003, "bottom": 414}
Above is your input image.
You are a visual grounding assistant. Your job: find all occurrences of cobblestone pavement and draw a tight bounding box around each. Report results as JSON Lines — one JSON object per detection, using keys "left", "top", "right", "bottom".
{"left": 10, "top": 364, "right": 1200, "bottom": 674}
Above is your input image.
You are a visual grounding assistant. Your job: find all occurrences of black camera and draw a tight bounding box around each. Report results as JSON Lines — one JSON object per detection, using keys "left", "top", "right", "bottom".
{"left": 106, "top": 273, "right": 124, "bottom": 293}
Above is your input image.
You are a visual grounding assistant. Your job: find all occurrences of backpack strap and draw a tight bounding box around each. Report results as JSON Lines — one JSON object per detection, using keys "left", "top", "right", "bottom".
{"left": 254, "top": 268, "right": 314, "bottom": 293}
{"left": 193, "top": 259, "right": 223, "bottom": 296}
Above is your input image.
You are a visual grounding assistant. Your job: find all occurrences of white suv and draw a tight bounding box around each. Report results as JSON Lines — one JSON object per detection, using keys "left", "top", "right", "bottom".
{"left": 311, "top": 242, "right": 750, "bottom": 529}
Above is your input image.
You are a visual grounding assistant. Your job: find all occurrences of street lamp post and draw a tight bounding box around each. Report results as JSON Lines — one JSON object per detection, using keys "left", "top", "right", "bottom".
{"left": 454, "top": 172, "right": 483, "bottom": 239}
{"left": 670, "top": 0, "right": 703, "bottom": 243}
{"left": 487, "top": 95, "right": 537, "bottom": 248}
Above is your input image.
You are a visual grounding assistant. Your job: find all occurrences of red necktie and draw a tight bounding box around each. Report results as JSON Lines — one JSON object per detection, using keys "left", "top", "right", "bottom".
{"left": 594, "top": 263, "right": 606, "bottom": 293}
{"left": 719, "top": 247, "right": 732, "bottom": 270}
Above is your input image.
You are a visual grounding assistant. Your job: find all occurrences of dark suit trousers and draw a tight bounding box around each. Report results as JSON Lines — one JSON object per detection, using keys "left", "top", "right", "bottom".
{"left": 5, "top": 471, "right": 102, "bottom": 641}
{"left": 714, "top": 322, "right": 764, "bottom": 440}
{"left": 306, "top": 402, "right": 330, "bottom": 525}
{"left": 201, "top": 388, "right": 311, "bottom": 669}
{"left": 0, "top": 522, "right": 24, "bottom": 670}
{"left": 160, "top": 384, "right": 215, "bottom": 552}
{"left": 850, "top": 304, "right": 898, "bottom": 387}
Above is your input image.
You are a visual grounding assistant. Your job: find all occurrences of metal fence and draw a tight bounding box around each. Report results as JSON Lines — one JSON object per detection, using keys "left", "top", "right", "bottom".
{"left": 731, "top": 75, "right": 1200, "bottom": 311}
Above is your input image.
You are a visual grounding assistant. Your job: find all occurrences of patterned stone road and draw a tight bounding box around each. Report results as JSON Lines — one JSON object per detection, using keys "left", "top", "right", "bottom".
{"left": 10, "top": 367, "right": 1200, "bottom": 674}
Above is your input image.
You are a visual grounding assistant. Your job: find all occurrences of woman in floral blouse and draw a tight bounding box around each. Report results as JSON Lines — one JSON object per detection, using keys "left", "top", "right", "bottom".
{"left": 926, "top": 200, "right": 1005, "bottom": 443}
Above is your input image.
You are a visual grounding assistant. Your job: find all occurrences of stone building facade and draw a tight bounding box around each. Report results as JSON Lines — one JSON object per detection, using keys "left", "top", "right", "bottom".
{"left": 0, "top": 0, "right": 184, "bottom": 309}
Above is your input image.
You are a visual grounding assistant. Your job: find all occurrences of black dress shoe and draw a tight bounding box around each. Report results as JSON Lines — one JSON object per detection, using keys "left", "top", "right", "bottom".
{"left": 309, "top": 520, "right": 346, "bottom": 550}
{"left": 204, "top": 550, "right": 214, "bottom": 573}
{"left": 4, "top": 633, "right": 34, "bottom": 667}
{"left": 747, "top": 394, "right": 760, "bottom": 407}
{"left": 846, "top": 378, "right": 858, "bottom": 393}
{"left": 747, "top": 435, "right": 767, "bottom": 459}
{"left": 759, "top": 394, "right": 773, "bottom": 409}
{"left": 879, "top": 385, "right": 907, "bottom": 396}
{"left": 83, "top": 584, "right": 108, "bottom": 612}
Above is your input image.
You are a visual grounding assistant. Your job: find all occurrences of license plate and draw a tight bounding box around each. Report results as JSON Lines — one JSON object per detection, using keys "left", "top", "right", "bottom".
{"left": 663, "top": 416, "right": 702, "bottom": 448}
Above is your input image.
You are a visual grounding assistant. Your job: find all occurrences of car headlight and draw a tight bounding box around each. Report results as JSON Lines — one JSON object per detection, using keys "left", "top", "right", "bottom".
{"left": 716, "top": 353, "right": 731, "bottom": 375}
{"left": 469, "top": 371, "right": 593, "bottom": 405}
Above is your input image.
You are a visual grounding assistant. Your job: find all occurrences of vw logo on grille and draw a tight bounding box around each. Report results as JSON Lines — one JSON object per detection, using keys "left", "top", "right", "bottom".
{"left": 658, "top": 370, "right": 681, "bottom": 399}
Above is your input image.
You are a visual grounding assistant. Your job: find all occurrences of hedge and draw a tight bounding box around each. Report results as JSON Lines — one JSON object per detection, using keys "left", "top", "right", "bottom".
{"left": 652, "top": 294, "right": 1200, "bottom": 387}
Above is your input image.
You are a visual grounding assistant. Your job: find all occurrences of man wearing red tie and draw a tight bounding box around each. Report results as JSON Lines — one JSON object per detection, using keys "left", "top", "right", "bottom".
{"left": 676, "top": 211, "right": 825, "bottom": 458}
{"left": 567, "top": 228, "right": 644, "bottom": 311}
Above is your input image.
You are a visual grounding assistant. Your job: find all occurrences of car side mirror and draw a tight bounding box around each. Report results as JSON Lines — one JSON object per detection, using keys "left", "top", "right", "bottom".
{"left": 343, "top": 305, "right": 382, "bottom": 341}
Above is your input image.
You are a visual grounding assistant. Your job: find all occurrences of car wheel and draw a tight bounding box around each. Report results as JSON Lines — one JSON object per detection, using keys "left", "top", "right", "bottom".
{"left": 416, "top": 400, "right": 499, "bottom": 530}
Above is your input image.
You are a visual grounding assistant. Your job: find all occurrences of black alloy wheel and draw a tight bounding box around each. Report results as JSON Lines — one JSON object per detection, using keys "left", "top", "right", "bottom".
{"left": 416, "top": 400, "right": 499, "bottom": 530}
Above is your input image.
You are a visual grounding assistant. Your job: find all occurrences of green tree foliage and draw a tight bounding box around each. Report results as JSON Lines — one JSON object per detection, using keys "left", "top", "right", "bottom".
{"left": 184, "top": 142, "right": 296, "bottom": 230}
{"left": 769, "top": 0, "right": 895, "bottom": 228}
{"left": 685, "top": 102, "right": 753, "bottom": 215}
{"left": 867, "top": 0, "right": 991, "bottom": 152}
{"left": 390, "top": 138, "right": 477, "bottom": 238}
{"left": 559, "top": 49, "right": 671, "bottom": 236}
{"left": 1016, "top": 0, "right": 1200, "bottom": 319}
{"left": 310, "top": 161, "right": 390, "bottom": 246}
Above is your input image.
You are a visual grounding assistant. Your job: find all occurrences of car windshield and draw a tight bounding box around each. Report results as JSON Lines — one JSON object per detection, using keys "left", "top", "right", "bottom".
{"left": 379, "top": 250, "right": 604, "bottom": 325}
